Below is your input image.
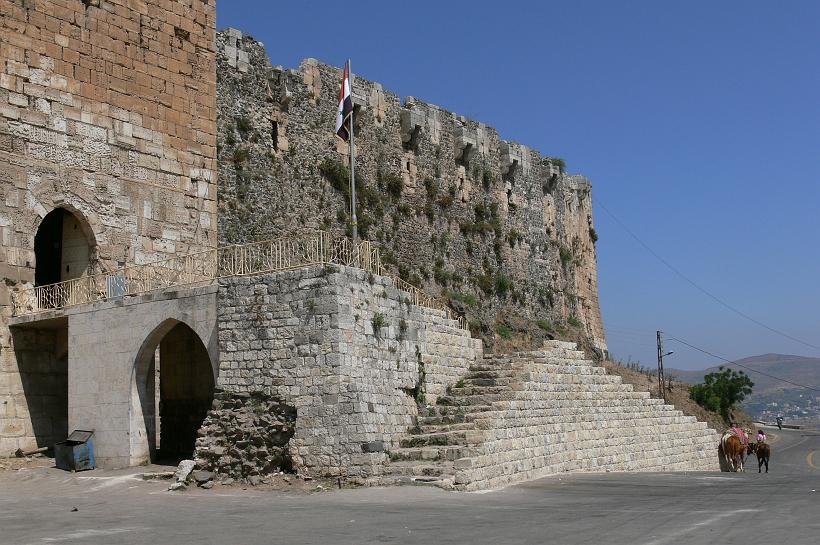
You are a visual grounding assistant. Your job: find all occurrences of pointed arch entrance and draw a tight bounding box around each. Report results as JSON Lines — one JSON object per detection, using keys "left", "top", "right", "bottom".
{"left": 34, "top": 207, "right": 94, "bottom": 286}
{"left": 131, "top": 319, "right": 215, "bottom": 464}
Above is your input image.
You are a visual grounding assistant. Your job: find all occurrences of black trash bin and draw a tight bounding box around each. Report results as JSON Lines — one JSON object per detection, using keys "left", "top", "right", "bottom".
{"left": 54, "top": 430, "right": 96, "bottom": 471}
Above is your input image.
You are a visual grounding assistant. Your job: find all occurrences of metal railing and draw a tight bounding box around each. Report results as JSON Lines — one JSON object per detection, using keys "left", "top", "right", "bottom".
{"left": 11, "top": 231, "right": 467, "bottom": 330}
{"left": 11, "top": 247, "right": 218, "bottom": 317}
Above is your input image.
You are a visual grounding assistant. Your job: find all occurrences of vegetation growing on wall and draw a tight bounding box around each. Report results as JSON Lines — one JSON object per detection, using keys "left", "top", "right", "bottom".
{"left": 215, "top": 40, "right": 605, "bottom": 354}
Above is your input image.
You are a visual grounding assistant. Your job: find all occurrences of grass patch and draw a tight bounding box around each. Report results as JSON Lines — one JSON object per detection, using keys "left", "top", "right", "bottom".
{"left": 232, "top": 147, "right": 250, "bottom": 166}
{"left": 450, "top": 291, "right": 478, "bottom": 307}
{"left": 507, "top": 229, "right": 523, "bottom": 248}
{"left": 319, "top": 158, "right": 350, "bottom": 194}
{"left": 236, "top": 116, "right": 252, "bottom": 134}
{"left": 559, "top": 245, "right": 573, "bottom": 267}
{"left": 482, "top": 170, "right": 495, "bottom": 190}
{"left": 438, "top": 194, "right": 454, "bottom": 208}
{"left": 494, "top": 273, "right": 512, "bottom": 296}
{"left": 495, "top": 323, "right": 513, "bottom": 339}
{"left": 424, "top": 178, "right": 438, "bottom": 200}
{"left": 546, "top": 156, "right": 566, "bottom": 173}
{"left": 372, "top": 313, "right": 387, "bottom": 333}
{"left": 476, "top": 273, "right": 495, "bottom": 294}
{"left": 379, "top": 170, "right": 403, "bottom": 199}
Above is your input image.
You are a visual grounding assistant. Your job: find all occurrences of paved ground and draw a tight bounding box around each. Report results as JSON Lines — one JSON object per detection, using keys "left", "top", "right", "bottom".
{"left": 1, "top": 425, "right": 817, "bottom": 545}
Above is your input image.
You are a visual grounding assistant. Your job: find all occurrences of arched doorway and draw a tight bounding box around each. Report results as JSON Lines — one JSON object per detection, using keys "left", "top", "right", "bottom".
{"left": 34, "top": 208, "right": 93, "bottom": 286}
{"left": 132, "top": 320, "right": 215, "bottom": 464}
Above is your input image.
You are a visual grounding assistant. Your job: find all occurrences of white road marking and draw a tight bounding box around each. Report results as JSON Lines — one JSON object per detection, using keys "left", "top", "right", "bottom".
{"left": 641, "top": 509, "right": 760, "bottom": 545}
{"left": 77, "top": 474, "right": 142, "bottom": 491}
{"left": 35, "top": 527, "right": 143, "bottom": 543}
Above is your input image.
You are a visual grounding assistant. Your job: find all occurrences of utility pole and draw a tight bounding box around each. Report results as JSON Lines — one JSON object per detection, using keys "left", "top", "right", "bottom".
{"left": 656, "top": 330, "right": 666, "bottom": 402}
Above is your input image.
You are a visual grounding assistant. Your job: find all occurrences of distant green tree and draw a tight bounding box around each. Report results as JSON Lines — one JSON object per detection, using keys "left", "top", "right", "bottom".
{"left": 689, "top": 366, "right": 754, "bottom": 419}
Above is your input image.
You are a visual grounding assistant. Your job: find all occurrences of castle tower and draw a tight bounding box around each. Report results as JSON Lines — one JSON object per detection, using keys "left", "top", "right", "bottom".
{"left": 0, "top": 0, "right": 217, "bottom": 461}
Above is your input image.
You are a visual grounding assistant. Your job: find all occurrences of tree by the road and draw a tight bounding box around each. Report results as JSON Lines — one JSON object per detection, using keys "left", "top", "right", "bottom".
{"left": 689, "top": 366, "right": 754, "bottom": 420}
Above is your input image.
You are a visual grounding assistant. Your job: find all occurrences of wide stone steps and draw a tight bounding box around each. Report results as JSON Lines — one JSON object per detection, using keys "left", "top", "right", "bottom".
{"left": 383, "top": 343, "right": 718, "bottom": 489}
{"left": 435, "top": 393, "right": 511, "bottom": 406}
{"left": 387, "top": 460, "right": 455, "bottom": 477}
{"left": 399, "top": 430, "right": 479, "bottom": 448}
{"left": 416, "top": 422, "right": 476, "bottom": 433}
{"left": 420, "top": 404, "right": 495, "bottom": 418}
{"left": 389, "top": 445, "right": 474, "bottom": 462}
{"left": 447, "top": 385, "right": 510, "bottom": 396}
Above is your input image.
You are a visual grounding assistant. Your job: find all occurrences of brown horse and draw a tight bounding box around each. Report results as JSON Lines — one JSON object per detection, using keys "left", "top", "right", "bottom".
{"left": 720, "top": 432, "right": 746, "bottom": 472}
{"left": 749, "top": 442, "right": 770, "bottom": 473}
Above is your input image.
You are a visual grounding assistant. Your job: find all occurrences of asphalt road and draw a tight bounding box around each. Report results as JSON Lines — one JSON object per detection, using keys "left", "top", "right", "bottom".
{"left": 1, "top": 425, "right": 817, "bottom": 545}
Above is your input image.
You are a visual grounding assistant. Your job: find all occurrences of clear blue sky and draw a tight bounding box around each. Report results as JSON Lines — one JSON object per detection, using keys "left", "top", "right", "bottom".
{"left": 217, "top": 1, "right": 820, "bottom": 371}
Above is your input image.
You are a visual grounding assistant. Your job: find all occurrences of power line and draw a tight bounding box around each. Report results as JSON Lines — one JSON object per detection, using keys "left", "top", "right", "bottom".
{"left": 664, "top": 333, "right": 820, "bottom": 393}
{"left": 594, "top": 198, "right": 820, "bottom": 353}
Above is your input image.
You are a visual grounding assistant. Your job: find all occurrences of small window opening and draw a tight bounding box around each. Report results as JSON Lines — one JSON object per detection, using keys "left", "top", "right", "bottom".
{"left": 503, "top": 160, "right": 518, "bottom": 183}
{"left": 402, "top": 126, "right": 421, "bottom": 153}
{"left": 271, "top": 120, "right": 279, "bottom": 150}
{"left": 456, "top": 143, "right": 473, "bottom": 168}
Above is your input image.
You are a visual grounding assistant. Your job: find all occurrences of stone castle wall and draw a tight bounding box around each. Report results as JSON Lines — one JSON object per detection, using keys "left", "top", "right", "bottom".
{"left": 1, "top": 0, "right": 217, "bottom": 454}
{"left": 216, "top": 265, "right": 482, "bottom": 481}
{"left": 214, "top": 29, "right": 606, "bottom": 355}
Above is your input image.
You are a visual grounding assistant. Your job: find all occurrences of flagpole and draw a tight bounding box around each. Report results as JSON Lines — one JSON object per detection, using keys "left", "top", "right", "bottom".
{"left": 348, "top": 59, "right": 358, "bottom": 244}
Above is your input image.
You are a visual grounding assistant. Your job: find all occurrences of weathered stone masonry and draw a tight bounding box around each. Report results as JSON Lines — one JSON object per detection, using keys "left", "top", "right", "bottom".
{"left": 215, "top": 265, "right": 482, "bottom": 480}
{"left": 1, "top": 0, "right": 217, "bottom": 455}
{"left": 215, "top": 30, "right": 606, "bottom": 356}
{"left": 212, "top": 266, "right": 718, "bottom": 488}
{"left": 0, "top": 3, "right": 719, "bottom": 489}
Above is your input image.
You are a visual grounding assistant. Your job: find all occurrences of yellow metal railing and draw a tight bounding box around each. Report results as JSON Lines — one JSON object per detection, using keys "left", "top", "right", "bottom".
{"left": 11, "top": 231, "right": 467, "bottom": 330}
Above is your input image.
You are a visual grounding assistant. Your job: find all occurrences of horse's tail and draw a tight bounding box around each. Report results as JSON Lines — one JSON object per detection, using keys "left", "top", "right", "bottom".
{"left": 720, "top": 431, "right": 733, "bottom": 452}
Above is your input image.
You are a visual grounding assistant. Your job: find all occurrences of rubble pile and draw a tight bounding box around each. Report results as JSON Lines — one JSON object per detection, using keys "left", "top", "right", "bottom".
{"left": 193, "top": 391, "right": 296, "bottom": 484}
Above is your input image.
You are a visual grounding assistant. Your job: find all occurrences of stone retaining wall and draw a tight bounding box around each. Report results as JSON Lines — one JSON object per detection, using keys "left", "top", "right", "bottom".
{"left": 217, "top": 265, "right": 482, "bottom": 481}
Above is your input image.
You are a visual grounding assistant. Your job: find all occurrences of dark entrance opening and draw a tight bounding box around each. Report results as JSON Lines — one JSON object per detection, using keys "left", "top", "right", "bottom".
{"left": 157, "top": 323, "right": 214, "bottom": 460}
{"left": 34, "top": 208, "right": 92, "bottom": 286}
{"left": 136, "top": 321, "right": 215, "bottom": 464}
{"left": 34, "top": 209, "right": 64, "bottom": 286}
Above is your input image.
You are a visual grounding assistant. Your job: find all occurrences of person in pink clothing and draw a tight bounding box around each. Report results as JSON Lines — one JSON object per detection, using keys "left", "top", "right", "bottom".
{"left": 757, "top": 429, "right": 767, "bottom": 443}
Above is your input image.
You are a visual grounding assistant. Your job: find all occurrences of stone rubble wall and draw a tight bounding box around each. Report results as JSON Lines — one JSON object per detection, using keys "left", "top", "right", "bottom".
{"left": 214, "top": 29, "right": 606, "bottom": 355}
{"left": 453, "top": 344, "right": 719, "bottom": 491}
{"left": 217, "top": 265, "right": 481, "bottom": 481}
{"left": 1, "top": 0, "right": 217, "bottom": 454}
{"left": 194, "top": 390, "right": 296, "bottom": 483}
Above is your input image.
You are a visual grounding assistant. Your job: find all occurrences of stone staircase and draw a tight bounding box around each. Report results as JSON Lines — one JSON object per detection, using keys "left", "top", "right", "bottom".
{"left": 384, "top": 341, "right": 719, "bottom": 491}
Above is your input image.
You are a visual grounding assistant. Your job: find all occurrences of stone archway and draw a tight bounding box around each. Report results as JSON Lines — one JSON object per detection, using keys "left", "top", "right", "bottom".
{"left": 131, "top": 319, "right": 215, "bottom": 464}
{"left": 34, "top": 207, "right": 95, "bottom": 286}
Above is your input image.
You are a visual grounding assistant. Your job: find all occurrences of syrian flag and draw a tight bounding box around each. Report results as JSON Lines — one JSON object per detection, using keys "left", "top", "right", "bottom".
{"left": 335, "top": 62, "right": 353, "bottom": 141}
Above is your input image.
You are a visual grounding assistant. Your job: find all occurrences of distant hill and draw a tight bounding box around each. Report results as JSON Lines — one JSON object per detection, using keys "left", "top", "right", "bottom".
{"left": 668, "top": 353, "right": 820, "bottom": 394}
{"left": 668, "top": 354, "right": 820, "bottom": 421}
